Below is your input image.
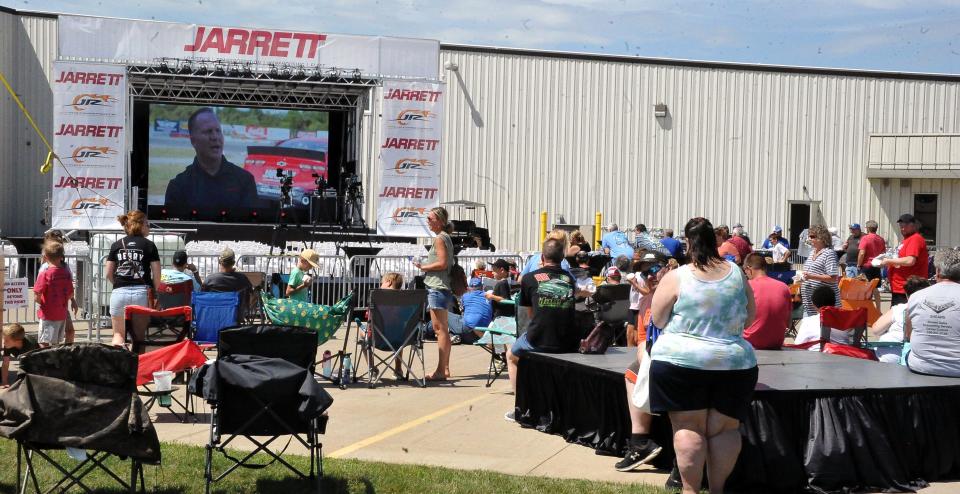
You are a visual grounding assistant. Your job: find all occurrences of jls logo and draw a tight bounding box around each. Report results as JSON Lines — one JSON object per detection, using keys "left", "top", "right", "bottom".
{"left": 68, "top": 94, "right": 117, "bottom": 112}
{"left": 391, "top": 207, "right": 427, "bottom": 224}
{"left": 65, "top": 197, "right": 109, "bottom": 216}
{"left": 71, "top": 146, "right": 118, "bottom": 164}
{"left": 392, "top": 158, "right": 435, "bottom": 175}
{"left": 392, "top": 110, "right": 435, "bottom": 126}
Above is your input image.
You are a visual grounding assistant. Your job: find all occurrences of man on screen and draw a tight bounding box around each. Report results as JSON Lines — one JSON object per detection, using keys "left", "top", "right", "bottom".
{"left": 163, "top": 108, "right": 258, "bottom": 212}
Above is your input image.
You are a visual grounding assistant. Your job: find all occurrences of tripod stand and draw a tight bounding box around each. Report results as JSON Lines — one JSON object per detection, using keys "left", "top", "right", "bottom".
{"left": 269, "top": 171, "right": 303, "bottom": 256}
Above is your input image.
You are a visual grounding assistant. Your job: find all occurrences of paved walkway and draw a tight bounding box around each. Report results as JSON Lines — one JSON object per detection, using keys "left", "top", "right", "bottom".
{"left": 145, "top": 330, "right": 955, "bottom": 493}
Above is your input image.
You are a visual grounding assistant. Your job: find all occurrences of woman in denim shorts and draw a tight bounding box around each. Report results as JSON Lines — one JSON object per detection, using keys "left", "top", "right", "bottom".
{"left": 105, "top": 210, "right": 162, "bottom": 347}
{"left": 413, "top": 207, "right": 455, "bottom": 381}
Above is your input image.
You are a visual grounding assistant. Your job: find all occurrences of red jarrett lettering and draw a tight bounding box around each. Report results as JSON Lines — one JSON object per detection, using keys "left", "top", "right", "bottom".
{"left": 183, "top": 27, "right": 326, "bottom": 59}
{"left": 381, "top": 138, "right": 440, "bottom": 150}
{"left": 55, "top": 124, "right": 123, "bottom": 138}
{"left": 379, "top": 187, "right": 438, "bottom": 199}
{"left": 55, "top": 176, "right": 122, "bottom": 189}
{"left": 55, "top": 71, "right": 123, "bottom": 85}
{"left": 383, "top": 89, "right": 441, "bottom": 102}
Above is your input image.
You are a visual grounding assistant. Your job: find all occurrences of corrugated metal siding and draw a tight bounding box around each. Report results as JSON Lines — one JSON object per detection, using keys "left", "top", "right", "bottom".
{"left": 868, "top": 134, "right": 960, "bottom": 176}
{"left": 384, "top": 48, "right": 960, "bottom": 250}
{"left": 0, "top": 14, "right": 57, "bottom": 238}
{"left": 872, "top": 178, "right": 960, "bottom": 247}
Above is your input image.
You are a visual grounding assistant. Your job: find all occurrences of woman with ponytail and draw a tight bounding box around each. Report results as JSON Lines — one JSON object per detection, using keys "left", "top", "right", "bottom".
{"left": 413, "top": 206, "right": 455, "bottom": 380}
{"left": 104, "top": 210, "right": 162, "bottom": 347}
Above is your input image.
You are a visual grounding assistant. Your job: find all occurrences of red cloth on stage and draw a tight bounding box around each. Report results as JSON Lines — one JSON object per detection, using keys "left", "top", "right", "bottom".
{"left": 136, "top": 339, "right": 207, "bottom": 386}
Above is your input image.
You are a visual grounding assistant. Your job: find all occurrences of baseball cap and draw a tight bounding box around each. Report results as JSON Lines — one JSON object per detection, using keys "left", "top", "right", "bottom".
{"left": 173, "top": 250, "right": 188, "bottom": 265}
{"left": 897, "top": 214, "right": 917, "bottom": 224}
{"left": 299, "top": 248, "right": 321, "bottom": 269}
{"left": 219, "top": 247, "right": 235, "bottom": 264}
{"left": 491, "top": 259, "right": 512, "bottom": 270}
{"left": 849, "top": 223, "right": 861, "bottom": 230}
{"left": 605, "top": 266, "right": 621, "bottom": 278}
{"left": 468, "top": 277, "right": 483, "bottom": 288}
{"left": 772, "top": 225, "right": 783, "bottom": 233}
{"left": 637, "top": 252, "right": 660, "bottom": 265}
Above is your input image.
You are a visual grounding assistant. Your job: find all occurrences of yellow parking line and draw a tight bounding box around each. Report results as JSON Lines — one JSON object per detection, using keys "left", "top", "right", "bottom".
{"left": 327, "top": 393, "right": 493, "bottom": 459}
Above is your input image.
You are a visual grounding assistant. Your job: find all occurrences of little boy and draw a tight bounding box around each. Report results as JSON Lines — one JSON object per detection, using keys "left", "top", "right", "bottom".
{"left": 2, "top": 323, "right": 39, "bottom": 387}
{"left": 286, "top": 249, "right": 321, "bottom": 302}
{"left": 34, "top": 241, "right": 74, "bottom": 347}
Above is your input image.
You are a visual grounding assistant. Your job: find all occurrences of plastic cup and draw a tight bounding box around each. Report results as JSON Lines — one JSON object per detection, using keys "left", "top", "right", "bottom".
{"left": 153, "top": 371, "right": 174, "bottom": 392}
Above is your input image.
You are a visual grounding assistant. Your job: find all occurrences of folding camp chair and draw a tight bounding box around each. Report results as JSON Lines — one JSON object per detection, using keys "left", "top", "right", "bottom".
{"left": 240, "top": 271, "right": 267, "bottom": 323}
{"left": 195, "top": 325, "right": 331, "bottom": 494}
{"left": 137, "top": 339, "right": 208, "bottom": 423}
{"left": 125, "top": 305, "right": 193, "bottom": 355}
{"left": 590, "top": 284, "right": 632, "bottom": 346}
{"left": 354, "top": 289, "right": 428, "bottom": 388}
{"left": 784, "top": 307, "right": 876, "bottom": 360}
{"left": 157, "top": 279, "right": 193, "bottom": 310}
{"left": 192, "top": 291, "right": 241, "bottom": 346}
{"left": 473, "top": 316, "right": 517, "bottom": 387}
{"left": 840, "top": 277, "right": 881, "bottom": 325}
{"left": 1, "top": 344, "right": 160, "bottom": 493}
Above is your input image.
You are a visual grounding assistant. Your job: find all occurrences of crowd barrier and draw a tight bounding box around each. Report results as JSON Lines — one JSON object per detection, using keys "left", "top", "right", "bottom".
{"left": 2, "top": 254, "right": 97, "bottom": 339}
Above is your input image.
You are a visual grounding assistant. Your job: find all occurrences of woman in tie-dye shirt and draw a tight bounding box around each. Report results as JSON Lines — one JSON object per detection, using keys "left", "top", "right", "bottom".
{"left": 649, "top": 217, "right": 758, "bottom": 494}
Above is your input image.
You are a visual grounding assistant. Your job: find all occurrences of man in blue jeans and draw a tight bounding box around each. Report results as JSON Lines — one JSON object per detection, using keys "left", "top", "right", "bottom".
{"left": 505, "top": 238, "right": 577, "bottom": 422}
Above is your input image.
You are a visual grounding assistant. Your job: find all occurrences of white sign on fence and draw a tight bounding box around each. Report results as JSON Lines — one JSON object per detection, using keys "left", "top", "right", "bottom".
{"left": 3, "top": 278, "right": 28, "bottom": 309}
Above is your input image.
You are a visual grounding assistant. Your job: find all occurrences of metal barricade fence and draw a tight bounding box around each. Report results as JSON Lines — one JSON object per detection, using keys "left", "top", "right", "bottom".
{"left": 2, "top": 253, "right": 96, "bottom": 339}
{"left": 347, "top": 255, "right": 417, "bottom": 311}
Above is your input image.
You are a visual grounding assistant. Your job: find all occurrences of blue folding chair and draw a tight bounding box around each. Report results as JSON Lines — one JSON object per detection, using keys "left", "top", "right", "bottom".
{"left": 192, "top": 291, "right": 240, "bottom": 346}
{"left": 354, "top": 289, "right": 428, "bottom": 388}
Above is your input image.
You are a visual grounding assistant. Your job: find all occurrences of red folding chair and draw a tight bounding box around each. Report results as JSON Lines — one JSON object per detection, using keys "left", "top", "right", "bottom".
{"left": 137, "top": 339, "right": 208, "bottom": 422}
{"left": 157, "top": 279, "right": 193, "bottom": 310}
{"left": 125, "top": 305, "right": 193, "bottom": 355}
{"left": 785, "top": 306, "right": 877, "bottom": 360}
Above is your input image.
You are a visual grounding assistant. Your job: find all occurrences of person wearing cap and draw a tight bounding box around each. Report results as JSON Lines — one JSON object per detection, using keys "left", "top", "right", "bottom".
{"left": 485, "top": 259, "right": 516, "bottom": 318}
{"left": 625, "top": 253, "right": 662, "bottom": 346}
{"left": 728, "top": 225, "right": 753, "bottom": 262}
{"left": 202, "top": 248, "right": 255, "bottom": 321}
{"left": 455, "top": 277, "right": 494, "bottom": 344}
{"left": 842, "top": 224, "right": 864, "bottom": 278}
{"left": 604, "top": 266, "right": 623, "bottom": 285}
{"left": 602, "top": 223, "right": 635, "bottom": 261}
{"left": 283, "top": 249, "right": 321, "bottom": 303}
{"left": 761, "top": 226, "right": 790, "bottom": 249}
{"left": 881, "top": 214, "right": 930, "bottom": 306}
{"left": 161, "top": 250, "right": 202, "bottom": 292}
{"left": 857, "top": 220, "right": 886, "bottom": 281}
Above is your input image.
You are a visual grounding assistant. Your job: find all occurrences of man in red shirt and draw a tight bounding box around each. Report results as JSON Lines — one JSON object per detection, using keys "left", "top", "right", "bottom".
{"left": 742, "top": 253, "right": 792, "bottom": 349}
{"left": 881, "top": 214, "right": 929, "bottom": 305}
{"left": 857, "top": 220, "right": 887, "bottom": 281}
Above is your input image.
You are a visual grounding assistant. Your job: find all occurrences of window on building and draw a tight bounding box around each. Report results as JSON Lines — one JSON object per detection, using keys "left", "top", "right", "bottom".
{"left": 913, "top": 194, "right": 937, "bottom": 245}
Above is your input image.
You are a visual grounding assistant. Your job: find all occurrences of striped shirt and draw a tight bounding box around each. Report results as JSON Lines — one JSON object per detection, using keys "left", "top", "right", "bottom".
{"left": 800, "top": 249, "right": 841, "bottom": 316}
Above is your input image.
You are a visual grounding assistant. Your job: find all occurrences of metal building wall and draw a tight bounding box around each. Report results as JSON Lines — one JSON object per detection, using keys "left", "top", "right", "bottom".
{"left": 0, "top": 12, "right": 57, "bottom": 239}
{"left": 420, "top": 47, "right": 960, "bottom": 251}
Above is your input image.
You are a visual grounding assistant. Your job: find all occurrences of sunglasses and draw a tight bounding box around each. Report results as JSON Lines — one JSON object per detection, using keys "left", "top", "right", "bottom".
{"left": 642, "top": 264, "right": 663, "bottom": 277}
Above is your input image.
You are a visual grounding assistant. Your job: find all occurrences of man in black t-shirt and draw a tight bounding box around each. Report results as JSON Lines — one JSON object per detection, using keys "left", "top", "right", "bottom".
{"left": 485, "top": 258, "right": 516, "bottom": 318}
{"left": 504, "top": 239, "right": 576, "bottom": 421}
{"left": 163, "top": 108, "right": 258, "bottom": 213}
{"left": 202, "top": 248, "right": 254, "bottom": 323}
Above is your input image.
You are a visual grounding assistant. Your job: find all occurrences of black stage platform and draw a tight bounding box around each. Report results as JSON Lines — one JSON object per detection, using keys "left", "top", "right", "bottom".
{"left": 515, "top": 348, "right": 960, "bottom": 493}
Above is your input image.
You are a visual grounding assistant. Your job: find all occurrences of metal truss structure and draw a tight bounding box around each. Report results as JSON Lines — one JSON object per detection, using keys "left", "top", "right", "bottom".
{"left": 127, "top": 58, "right": 379, "bottom": 111}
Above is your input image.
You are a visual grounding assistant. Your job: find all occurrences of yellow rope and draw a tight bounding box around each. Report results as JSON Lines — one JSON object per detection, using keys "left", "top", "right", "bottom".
{"left": 0, "top": 69, "right": 57, "bottom": 173}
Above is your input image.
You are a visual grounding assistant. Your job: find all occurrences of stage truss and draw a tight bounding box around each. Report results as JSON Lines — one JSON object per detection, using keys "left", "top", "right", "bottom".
{"left": 127, "top": 59, "right": 379, "bottom": 110}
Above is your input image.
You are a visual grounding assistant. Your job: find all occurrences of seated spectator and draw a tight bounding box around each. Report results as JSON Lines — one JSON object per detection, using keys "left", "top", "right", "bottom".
{"left": 905, "top": 249, "right": 960, "bottom": 377}
{"left": 568, "top": 230, "right": 591, "bottom": 257}
{"left": 603, "top": 266, "right": 622, "bottom": 285}
{"left": 743, "top": 253, "right": 792, "bottom": 349}
{"left": 716, "top": 225, "right": 741, "bottom": 264}
{"left": 485, "top": 259, "right": 516, "bottom": 318}
{"left": 505, "top": 238, "right": 578, "bottom": 421}
{"left": 659, "top": 229, "right": 682, "bottom": 258}
{"left": 2, "top": 323, "right": 39, "bottom": 387}
{"left": 633, "top": 224, "right": 670, "bottom": 256}
{"left": 161, "top": 250, "right": 202, "bottom": 292}
{"left": 729, "top": 223, "right": 753, "bottom": 261}
{"left": 378, "top": 272, "right": 407, "bottom": 377}
{"left": 794, "top": 285, "right": 850, "bottom": 351}
{"left": 870, "top": 275, "right": 930, "bottom": 363}
{"left": 470, "top": 259, "right": 489, "bottom": 279}
{"left": 202, "top": 247, "right": 254, "bottom": 323}
{"left": 454, "top": 278, "right": 494, "bottom": 344}
{"left": 521, "top": 229, "right": 576, "bottom": 278}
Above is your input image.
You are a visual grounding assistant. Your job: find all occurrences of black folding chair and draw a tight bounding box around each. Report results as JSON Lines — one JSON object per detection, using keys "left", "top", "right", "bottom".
{"left": 197, "top": 325, "right": 331, "bottom": 494}
{"left": 354, "top": 289, "right": 428, "bottom": 388}
{"left": 2, "top": 344, "right": 160, "bottom": 493}
{"left": 589, "top": 284, "right": 632, "bottom": 345}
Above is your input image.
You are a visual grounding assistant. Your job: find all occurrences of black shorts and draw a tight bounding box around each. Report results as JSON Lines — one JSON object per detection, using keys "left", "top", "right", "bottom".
{"left": 861, "top": 266, "right": 882, "bottom": 281}
{"left": 649, "top": 360, "right": 758, "bottom": 421}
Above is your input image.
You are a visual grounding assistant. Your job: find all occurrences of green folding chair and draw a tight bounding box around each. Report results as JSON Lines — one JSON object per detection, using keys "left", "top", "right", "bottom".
{"left": 473, "top": 295, "right": 518, "bottom": 387}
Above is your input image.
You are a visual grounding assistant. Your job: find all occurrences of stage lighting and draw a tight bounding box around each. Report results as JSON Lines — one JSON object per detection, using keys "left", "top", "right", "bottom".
{"left": 352, "top": 69, "right": 362, "bottom": 82}
{"left": 220, "top": 209, "right": 228, "bottom": 221}
{"left": 179, "top": 62, "right": 192, "bottom": 74}
{"left": 160, "top": 208, "right": 168, "bottom": 219}
{"left": 191, "top": 209, "right": 198, "bottom": 219}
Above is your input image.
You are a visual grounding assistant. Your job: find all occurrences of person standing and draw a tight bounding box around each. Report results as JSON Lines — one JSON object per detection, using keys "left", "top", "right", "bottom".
{"left": 414, "top": 207, "right": 455, "bottom": 381}
{"left": 761, "top": 226, "right": 790, "bottom": 249}
{"left": 649, "top": 217, "right": 758, "bottom": 494}
{"left": 842, "top": 224, "right": 863, "bottom": 278}
{"left": 105, "top": 210, "right": 162, "bottom": 347}
{"left": 34, "top": 242, "right": 73, "bottom": 347}
{"left": 800, "top": 224, "right": 841, "bottom": 316}
{"left": 881, "top": 214, "right": 930, "bottom": 306}
{"left": 857, "top": 220, "right": 887, "bottom": 281}
{"left": 742, "top": 253, "right": 791, "bottom": 350}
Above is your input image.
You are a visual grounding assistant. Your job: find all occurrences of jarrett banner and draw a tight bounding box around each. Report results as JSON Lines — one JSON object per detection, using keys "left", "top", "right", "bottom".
{"left": 51, "top": 61, "right": 126, "bottom": 230}
{"left": 376, "top": 81, "right": 443, "bottom": 237}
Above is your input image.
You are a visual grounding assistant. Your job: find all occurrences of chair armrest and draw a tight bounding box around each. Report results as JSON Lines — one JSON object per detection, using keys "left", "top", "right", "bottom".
{"left": 475, "top": 326, "right": 516, "bottom": 336}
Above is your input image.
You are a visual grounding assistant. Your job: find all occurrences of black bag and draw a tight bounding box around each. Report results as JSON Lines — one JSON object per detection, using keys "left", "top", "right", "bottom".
{"left": 579, "top": 321, "right": 612, "bottom": 354}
